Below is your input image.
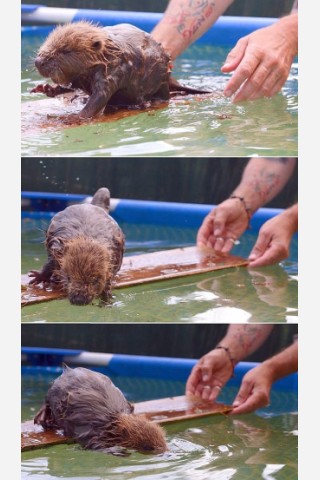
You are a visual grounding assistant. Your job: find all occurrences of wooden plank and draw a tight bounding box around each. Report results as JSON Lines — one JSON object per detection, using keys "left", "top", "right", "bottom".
{"left": 22, "top": 92, "right": 219, "bottom": 136}
{"left": 21, "top": 395, "right": 232, "bottom": 452}
{"left": 133, "top": 395, "right": 232, "bottom": 424}
{"left": 21, "top": 422, "right": 75, "bottom": 451}
{"left": 21, "top": 95, "right": 169, "bottom": 135}
{"left": 115, "top": 246, "right": 247, "bottom": 287}
{"left": 21, "top": 246, "right": 248, "bottom": 306}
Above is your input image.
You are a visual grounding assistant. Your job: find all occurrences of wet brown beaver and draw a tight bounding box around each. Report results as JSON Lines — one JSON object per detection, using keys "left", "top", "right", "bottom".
{"left": 32, "top": 21, "right": 209, "bottom": 118}
{"left": 34, "top": 366, "right": 167, "bottom": 454}
{"left": 28, "top": 187, "right": 124, "bottom": 305}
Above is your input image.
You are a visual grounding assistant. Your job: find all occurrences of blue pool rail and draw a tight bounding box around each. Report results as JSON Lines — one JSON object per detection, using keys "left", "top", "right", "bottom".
{"left": 21, "top": 5, "right": 276, "bottom": 48}
{"left": 21, "top": 191, "right": 283, "bottom": 232}
{"left": 21, "top": 347, "right": 297, "bottom": 393}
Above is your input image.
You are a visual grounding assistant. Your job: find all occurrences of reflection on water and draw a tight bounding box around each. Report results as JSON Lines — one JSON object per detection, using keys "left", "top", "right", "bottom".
{"left": 21, "top": 38, "right": 298, "bottom": 157}
{"left": 21, "top": 372, "right": 298, "bottom": 480}
{"left": 21, "top": 219, "right": 298, "bottom": 323}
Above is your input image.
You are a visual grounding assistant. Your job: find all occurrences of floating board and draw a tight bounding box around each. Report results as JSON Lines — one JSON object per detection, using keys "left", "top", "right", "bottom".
{"left": 133, "top": 394, "right": 232, "bottom": 423}
{"left": 21, "top": 246, "right": 248, "bottom": 306}
{"left": 21, "top": 394, "right": 232, "bottom": 452}
{"left": 21, "top": 91, "right": 223, "bottom": 136}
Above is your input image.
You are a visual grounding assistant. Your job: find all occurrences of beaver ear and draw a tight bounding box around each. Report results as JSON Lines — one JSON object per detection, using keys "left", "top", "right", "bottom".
{"left": 92, "top": 40, "right": 103, "bottom": 50}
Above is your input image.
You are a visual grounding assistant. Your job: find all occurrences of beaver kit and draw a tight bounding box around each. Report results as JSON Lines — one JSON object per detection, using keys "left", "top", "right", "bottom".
{"left": 32, "top": 21, "right": 209, "bottom": 119}
{"left": 28, "top": 187, "right": 124, "bottom": 305}
{"left": 34, "top": 366, "right": 167, "bottom": 454}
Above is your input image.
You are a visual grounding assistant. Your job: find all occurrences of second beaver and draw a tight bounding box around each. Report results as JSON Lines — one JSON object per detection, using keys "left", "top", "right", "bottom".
{"left": 34, "top": 366, "right": 168, "bottom": 454}
{"left": 33, "top": 21, "right": 210, "bottom": 119}
{"left": 28, "top": 187, "right": 124, "bottom": 305}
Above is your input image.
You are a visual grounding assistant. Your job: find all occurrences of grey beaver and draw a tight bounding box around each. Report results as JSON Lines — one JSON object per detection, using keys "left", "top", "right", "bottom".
{"left": 32, "top": 21, "right": 209, "bottom": 118}
{"left": 28, "top": 187, "right": 124, "bottom": 305}
{"left": 34, "top": 366, "right": 167, "bottom": 454}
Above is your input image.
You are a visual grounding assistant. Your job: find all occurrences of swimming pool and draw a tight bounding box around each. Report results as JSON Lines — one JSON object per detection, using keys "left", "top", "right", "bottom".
{"left": 21, "top": 194, "right": 298, "bottom": 323}
{"left": 21, "top": 11, "right": 298, "bottom": 157}
{"left": 21, "top": 349, "right": 298, "bottom": 480}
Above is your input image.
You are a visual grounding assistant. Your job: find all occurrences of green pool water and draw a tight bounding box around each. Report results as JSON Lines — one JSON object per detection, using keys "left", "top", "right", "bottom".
{"left": 21, "top": 40, "right": 298, "bottom": 157}
{"left": 21, "top": 218, "right": 298, "bottom": 323}
{"left": 21, "top": 371, "right": 298, "bottom": 480}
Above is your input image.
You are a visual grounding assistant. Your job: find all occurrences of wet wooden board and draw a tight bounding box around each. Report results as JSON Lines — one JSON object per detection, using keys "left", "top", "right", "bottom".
{"left": 115, "top": 246, "right": 247, "bottom": 287}
{"left": 21, "top": 246, "right": 248, "bottom": 306}
{"left": 21, "top": 395, "right": 232, "bottom": 452}
{"left": 21, "top": 422, "right": 75, "bottom": 451}
{"left": 21, "top": 95, "right": 169, "bottom": 135}
{"left": 133, "top": 395, "right": 232, "bottom": 424}
{"left": 22, "top": 91, "right": 221, "bottom": 136}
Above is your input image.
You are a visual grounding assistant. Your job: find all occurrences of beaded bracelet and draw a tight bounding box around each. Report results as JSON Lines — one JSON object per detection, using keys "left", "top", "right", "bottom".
{"left": 215, "top": 345, "right": 236, "bottom": 377}
{"left": 229, "top": 195, "right": 252, "bottom": 228}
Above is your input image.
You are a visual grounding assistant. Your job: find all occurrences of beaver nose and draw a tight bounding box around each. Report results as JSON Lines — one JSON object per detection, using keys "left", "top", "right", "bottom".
{"left": 69, "top": 293, "right": 92, "bottom": 306}
{"left": 34, "top": 57, "right": 44, "bottom": 70}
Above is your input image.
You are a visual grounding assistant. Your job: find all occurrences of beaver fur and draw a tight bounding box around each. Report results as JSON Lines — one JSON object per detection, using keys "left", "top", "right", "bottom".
{"left": 32, "top": 21, "right": 209, "bottom": 118}
{"left": 34, "top": 366, "right": 167, "bottom": 454}
{"left": 28, "top": 187, "right": 124, "bottom": 305}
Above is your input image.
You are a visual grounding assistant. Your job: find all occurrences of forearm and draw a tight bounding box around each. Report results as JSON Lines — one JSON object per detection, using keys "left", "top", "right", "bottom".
{"left": 262, "top": 342, "right": 298, "bottom": 382}
{"left": 279, "top": 203, "right": 298, "bottom": 234}
{"left": 277, "top": 12, "right": 298, "bottom": 56}
{"left": 151, "top": 0, "right": 234, "bottom": 59}
{"left": 217, "top": 324, "right": 274, "bottom": 364}
{"left": 231, "top": 158, "right": 297, "bottom": 214}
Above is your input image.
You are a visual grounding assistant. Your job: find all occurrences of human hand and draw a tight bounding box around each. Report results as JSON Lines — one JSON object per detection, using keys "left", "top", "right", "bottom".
{"left": 230, "top": 363, "right": 273, "bottom": 415}
{"left": 185, "top": 348, "right": 235, "bottom": 402}
{"left": 196, "top": 199, "right": 249, "bottom": 253}
{"left": 248, "top": 205, "right": 297, "bottom": 267}
{"left": 221, "top": 14, "right": 298, "bottom": 102}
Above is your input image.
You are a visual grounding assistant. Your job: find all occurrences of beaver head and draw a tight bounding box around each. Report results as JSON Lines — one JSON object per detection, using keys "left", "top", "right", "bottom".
{"left": 115, "top": 414, "right": 168, "bottom": 454}
{"left": 56, "top": 237, "right": 114, "bottom": 305}
{"left": 34, "top": 21, "right": 115, "bottom": 85}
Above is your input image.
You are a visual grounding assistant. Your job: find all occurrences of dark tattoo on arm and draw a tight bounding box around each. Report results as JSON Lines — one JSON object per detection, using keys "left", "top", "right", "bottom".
{"left": 163, "top": 1, "right": 216, "bottom": 40}
{"left": 250, "top": 168, "right": 281, "bottom": 203}
{"left": 230, "top": 325, "right": 272, "bottom": 356}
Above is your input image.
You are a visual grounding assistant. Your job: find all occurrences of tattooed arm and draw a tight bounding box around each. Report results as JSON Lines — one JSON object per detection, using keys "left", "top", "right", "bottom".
{"left": 186, "top": 324, "right": 274, "bottom": 401}
{"left": 197, "top": 157, "right": 297, "bottom": 253}
{"left": 226, "top": 157, "right": 297, "bottom": 213}
{"left": 151, "top": 0, "right": 234, "bottom": 60}
{"left": 152, "top": 1, "right": 297, "bottom": 102}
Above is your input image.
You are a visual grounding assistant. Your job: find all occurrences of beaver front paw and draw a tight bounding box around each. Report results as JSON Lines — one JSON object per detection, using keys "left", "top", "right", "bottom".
{"left": 28, "top": 270, "right": 43, "bottom": 285}
{"left": 31, "top": 83, "right": 75, "bottom": 97}
{"left": 28, "top": 270, "right": 51, "bottom": 288}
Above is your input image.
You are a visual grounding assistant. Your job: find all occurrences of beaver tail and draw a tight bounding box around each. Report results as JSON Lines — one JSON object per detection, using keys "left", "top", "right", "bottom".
{"left": 91, "top": 187, "right": 111, "bottom": 212}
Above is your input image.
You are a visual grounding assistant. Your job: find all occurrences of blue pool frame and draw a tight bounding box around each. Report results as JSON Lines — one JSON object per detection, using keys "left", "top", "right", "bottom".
{"left": 21, "top": 191, "right": 287, "bottom": 233}
{"left": 21, "top": 5, "right": 276, "bottom": 48}
{"left": 21, "top": 346, "right": 297, "bottom": 394}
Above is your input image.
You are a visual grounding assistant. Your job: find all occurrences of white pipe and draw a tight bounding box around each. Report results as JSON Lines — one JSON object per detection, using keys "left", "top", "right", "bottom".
{"left": 22, "top": 7, "right": 77, "bottom": 24}
{"left": 63, "top": 351, "right": 114, "bottom": 366}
